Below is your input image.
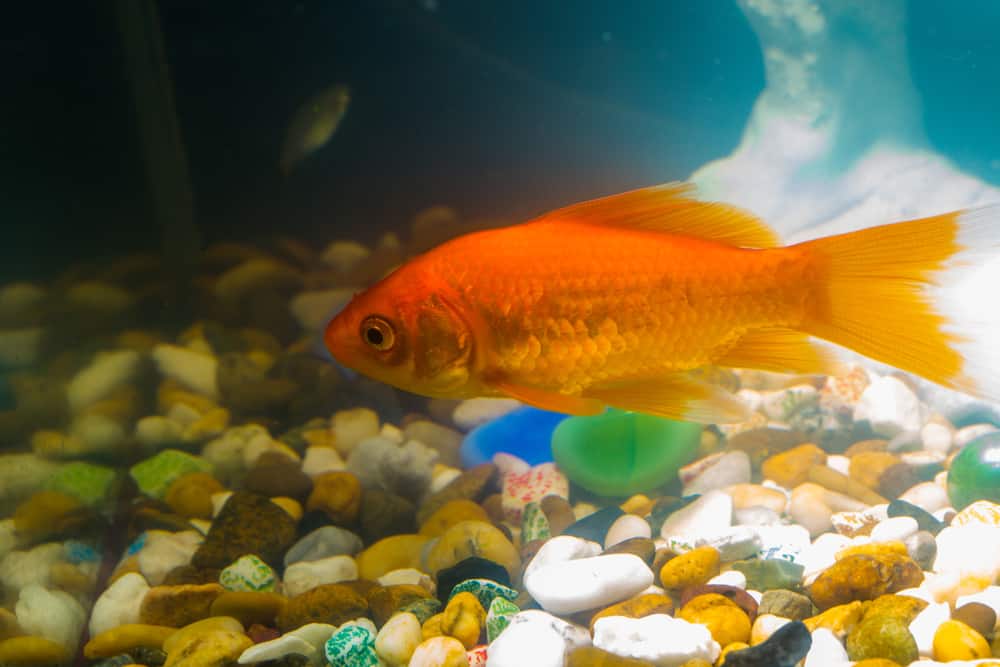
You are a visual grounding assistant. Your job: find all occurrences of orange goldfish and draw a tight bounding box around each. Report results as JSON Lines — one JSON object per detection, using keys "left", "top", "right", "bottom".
{"left": 324, "top": 183, "right": 999, "bottom": 423}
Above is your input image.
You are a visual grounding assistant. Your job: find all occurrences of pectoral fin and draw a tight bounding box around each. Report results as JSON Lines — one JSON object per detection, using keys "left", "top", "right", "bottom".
{"left": 583, "top": 373, "right": 751, "bottom": 424}
{"left": 492, "top": 380, "right": 605, "bottom": 416}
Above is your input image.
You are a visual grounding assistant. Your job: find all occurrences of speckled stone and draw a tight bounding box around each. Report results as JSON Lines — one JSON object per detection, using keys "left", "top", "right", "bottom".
{"left": 846, "top": 615, "right": 918, "bottom": 664}
{"left": 324, "top": 623, "right": 379, "bottom": 667}
{"left": 218, "top": 554, "right": 277, "bottom": 592}
{"left": 191, "top": 491, "right": 297, "bottom": 569}
{"left": 485, "top": 597, "right": 519, "bottom": 643}
{"left": 758, "top": 590, "right": 814, "bottom": 621}
{"left": 276, "top": 584, "right": 369, "bottom": 632}
{"left": 808, "top": 551, "right": 923, "bottom": 610}
{"left": 449, "top": 578, "right": 518, "bottom": 612}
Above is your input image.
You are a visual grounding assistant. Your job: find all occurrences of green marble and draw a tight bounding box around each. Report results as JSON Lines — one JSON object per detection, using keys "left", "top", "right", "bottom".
{"left": 948, "top": 431, "right": 1000, "bottom": 510}
{"left": 129, "top": 448, "right": 213, "bottom": 499}
{"left": 551, "top": 409, "right": 702, "bottom": 496}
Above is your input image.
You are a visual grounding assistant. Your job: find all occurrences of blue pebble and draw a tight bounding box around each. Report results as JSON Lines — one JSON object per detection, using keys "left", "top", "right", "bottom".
{"left": 126, "top": 532, "right": 148, "bottom": 556}
{"left": 64, "top": 540, "right": 100, "bottom": 564}
{"left": 460, "top": 406, "right": 569, "bottom": 467}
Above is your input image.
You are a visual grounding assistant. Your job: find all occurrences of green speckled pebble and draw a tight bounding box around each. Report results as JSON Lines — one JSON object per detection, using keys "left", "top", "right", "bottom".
{"left": 324, "top": 624, "right": 379, "bottom": 667}
{"left": 846, "top": 614, "right": 919, "bottom": 664}
{"left": 486, "top": 596, "right": 520, "bottom": 643}
{"left": 129, "top": 448, "right": 213, "bottom": 498}
{"left": 449, "top": 578, "right": 518, "bottom": 612}
{"left": 521, "top": 501, "right": 550, "bottom": 543}
{"left": 219, "top": 554, "right": 277, "bottom": 592}
{"left": 551, "top": 409, "right": 702, "bottom": 496}
{"left": 400, "top": 598, "right": 441, "bottom": 625}
{"left": 43, "top": 461, "right": 117, "bottom": 506}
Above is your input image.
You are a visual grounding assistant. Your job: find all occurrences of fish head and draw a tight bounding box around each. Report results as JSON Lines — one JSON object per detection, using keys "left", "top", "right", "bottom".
{"left": 324, "top": 266, "right": 475, "bottom": 398}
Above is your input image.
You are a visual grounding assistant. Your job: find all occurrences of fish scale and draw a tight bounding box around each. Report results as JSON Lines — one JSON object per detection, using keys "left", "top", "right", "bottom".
{"left": 426, "top": 219, "right": 813, "bottom": 394}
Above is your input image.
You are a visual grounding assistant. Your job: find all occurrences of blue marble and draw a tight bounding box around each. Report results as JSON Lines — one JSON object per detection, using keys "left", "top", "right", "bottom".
{"left": 64, "top": 540, "right": 100, "bottom": 564}
{"left": 460, "top": 406, "right": 569, "bottom": 467}
{"left": 126, "top": 532, "right": 147, "bottom": 557}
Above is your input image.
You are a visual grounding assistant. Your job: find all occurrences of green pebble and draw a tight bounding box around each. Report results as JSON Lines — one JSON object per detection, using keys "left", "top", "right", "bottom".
{"left": 129, "top": 448, "right": 213, "bottom": 499}
{"left": 731, "top": 558, "right": 804, "bottom": 591}
{"left": 947, "top": 432, "right": 1000, "bottom": 510}
{"left": 324, "top": 625, "right": 379, "bottom": 667}
{"left": 400, "top": 598, "right": 441, "bottom": 625}
{"left": 845, "top": 615, "right": 919, "bottom": 664}
{"left": 449, "top": 578, "right": 518, "bottom": 611}
{"left": 520, "top": 501, "right": 551, "bottom": 543}
{"left": 551, "top": 409, "right": 702, "bottom": 496}
{"left": 43, "top": 461, "right": 118, "bottom": 506}
{"left": 486, "top": 596, "right": 520, "bottom": 643}
{"left": 219, "top": 554, "right": 277, "bottom": 592}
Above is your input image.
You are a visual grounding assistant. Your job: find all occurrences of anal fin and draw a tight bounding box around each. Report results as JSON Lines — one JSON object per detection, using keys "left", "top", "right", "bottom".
{"left": 716, "top": 327, "right": 845, "bottom": 376}
{"left": 492, "top": 380, "right": 605, "bottom": 416}
{"left": 583, "top": 373, "right": 750, "bottom": 424}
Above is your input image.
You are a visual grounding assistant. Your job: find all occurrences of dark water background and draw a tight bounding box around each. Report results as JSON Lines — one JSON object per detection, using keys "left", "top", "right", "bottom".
{"left": 1, "top": 0, "right": 998, "bottom": 281}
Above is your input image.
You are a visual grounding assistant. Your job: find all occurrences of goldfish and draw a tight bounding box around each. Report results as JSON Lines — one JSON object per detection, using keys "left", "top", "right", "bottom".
{"left": 280, "top": 84, "right": 351, "bottom": 174}
{"left": 324, "top": 183, "right": 1000, "bottom": 423}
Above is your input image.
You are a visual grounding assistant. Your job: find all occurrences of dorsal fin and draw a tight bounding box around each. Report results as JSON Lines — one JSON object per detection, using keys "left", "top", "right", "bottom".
{"left": 534, "top": 182, "right": 781, "bottom": 248}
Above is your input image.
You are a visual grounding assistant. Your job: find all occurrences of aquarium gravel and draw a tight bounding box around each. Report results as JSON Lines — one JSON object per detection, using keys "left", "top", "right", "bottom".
{"left": 0, "top": 211, "right": 999, "bottom": 667}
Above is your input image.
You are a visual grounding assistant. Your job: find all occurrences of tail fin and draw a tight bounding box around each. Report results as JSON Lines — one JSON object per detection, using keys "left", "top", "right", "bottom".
{"left": 798, "top": 206, "right": 1000, "bottom": 402}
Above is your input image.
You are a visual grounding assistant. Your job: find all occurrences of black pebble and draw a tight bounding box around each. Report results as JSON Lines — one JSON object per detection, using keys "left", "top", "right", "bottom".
{"left": 888, "top": 498, "right": 946, "bottom": 535}
{"left": 722, "top": 620, "right": 812, "bottom": 667}
{"left": 436, "top": 556, "right": 511, "bottom": 603}
{"left": 562, "top": 505, "right": 625, "bottom": 543}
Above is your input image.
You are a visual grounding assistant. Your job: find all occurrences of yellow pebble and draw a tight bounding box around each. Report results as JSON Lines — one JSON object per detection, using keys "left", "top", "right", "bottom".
{"left": 658, "top": 546, "right": 720, "bottom": 590}
{"left": 717, "top": 642, "right": 749, "bottom": 666}
{"left": 421, "top": 612, "right": 445, "bottom": 640}
{"left": 678, "top": 594, "right": 750, "bottom": 647}
{"left": 270, "top": 496, "right": 303, "bottom": 521}
{"left": 163, "top": 616, "right": 244, "bottom": 654}
{"left": 408, "top": 636, "right": 469, "bottom": 667}
{"left": 933, "top": 619, "right": 991, "bottom": 661}
{"left": 0, "top": 636, "right": 71, "bottom": 665}
{"left": 803, "top": 601, "right": 864, "bottom": 639}
{"left": 619, "top": 494, "right": 654, "bottom": 516}
{"left": 441, "top": 591, "right": 486, "bottom": 649}
{"left": 356, "top": 534, "right": 434, "bottom": 581}
{"left": 84, "top": 623, "right": 176, "bottom": 659}
{"left": 419, "top": 500, "right": 490, "bottom": 537}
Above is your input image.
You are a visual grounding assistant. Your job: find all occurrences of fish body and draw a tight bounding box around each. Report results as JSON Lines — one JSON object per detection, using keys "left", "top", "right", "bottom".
{"left": 325, "top": 183, "right": 1000, "bottom": 422}
{"left": 280, "top": 84, "right": 350, "bottom": 174}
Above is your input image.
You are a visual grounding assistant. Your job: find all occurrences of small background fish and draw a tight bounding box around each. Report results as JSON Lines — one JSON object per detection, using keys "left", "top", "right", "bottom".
{"left": 280, "top": 83, "right": 351, "bottom": 174}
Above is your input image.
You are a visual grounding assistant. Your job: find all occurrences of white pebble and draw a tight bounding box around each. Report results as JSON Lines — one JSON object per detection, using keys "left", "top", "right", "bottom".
{"left": 283, "top": 555, "right": 358, "bottom": 597}
{"left": 0, "top": 543, "right": 63, "bottom": 593}
{"left": 302, "top": 446, "right": 346, "bottom": 477}
{"left": 289, "top": 288, "right": 356, "bottom": 332}
{"left": 660, "top": 489, "right": 733, "bottom": 542}
{"left": 825, "top": 454, "right": 850, "bottom": 476}
{"left": 525, "top": 553, "right": 653, "bottom": 615}
{"left": 593, "top": 614, "right": 720, "bottom": 665}
{"left": 135, "top": 416, "right": 185, "bottom": 450}
{"left": 88, "top": 572, "right": 150, "bottom": 637}
{"left": 16, "top": 584, "right": 87, "bottom": 650}
{"left": 933, "top": 524, "right": 1000, "bottom": 584}
{"left": 151, "top": 344, "right": 219, "bottom": 398}
{"left": 374, "top": 612, "right": 422, "bottom": 666}
{"left": 899, "top": 481, "right": 950, "bottom": 513}
{"left": 486, "top": 610, "right": 589, "bottom": 667}
{"left": 682, "top": 450, "right": 752, "bottom": 495}
{"left": 604, "top": 514, "right": 652, "bottom": 549}
{"left": 331, "top": 408, "right": 380, "bottom": 455}
{"left": 920, "top": 417, "right": 954, "bottom": 455}
{"left": 524, "top": 536, "right": 601, "bottom": 581}
{"left": 321, "top": 240, "right": 371, "bottom": 273}
{"left": 908, "top": 600, "right": 949, "bottom": 657}
{"left": 954, "top": 423, "right": 998, "bottom": 448}
{"left": 870, "top": 516, "right": 919, "bottom": 543}
{"left": 751, "top": 613, "right": 791, "bottom": 644}
{"left": 66, "top": 349, "right": 141, "bottom": 413}
{"left": 377, "top": 568, "right": 435, "bottom": 593}
{"left": 707, "top": 570, "right": 747, "bottom": 588}
{"left": 238, "top": 635, "right": 318, "bottom": 665}
{"left": 854, "top": 376, "right": 923, "bottom": 437}
{"left": 452, "top": 397, "right": 521, "bottom": 431}
{"left": 71, "top": 414, "right": 126, "bottom": 454}
{"left": 137, "top": 530, "right": 203, "bottom": 586}
{"left": 803, "top": 628, "right": 849, "bottom": 667}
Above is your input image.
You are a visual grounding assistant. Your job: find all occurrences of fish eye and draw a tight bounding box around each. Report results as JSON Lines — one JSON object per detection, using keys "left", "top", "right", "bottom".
{"left": 360, "top": 316, "right": 395, "bottom": 352}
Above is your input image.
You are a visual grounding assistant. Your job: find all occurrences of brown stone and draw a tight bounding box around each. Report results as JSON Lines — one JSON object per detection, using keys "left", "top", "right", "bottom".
{"left": 210, "top": 591, "right": 288, "bottom": 628}
{"left": 191, "top": 491, "right": 297, "bottom": 569}
{"left": 417, "top": 463, "right": 498, "bottom": 525}
{"left": 367, "top": 584, "right": 433, "bottom": 627}
{"left": 164, "top": 472, "right": 225, "bottom": 520}
{"left": 809, "top": 551, "right": 924, "bottom": 611}
{"left": 306, "top": 472, "right": 362, "bottom": 525}
{"left": 276, "top": 584, "right": 369, "bottom": 632}
{"left": 604, "top": 537, "right": 656, "bottom": 565}
{"left": 139, "top": 583, "right": 225, "bottom": 627}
